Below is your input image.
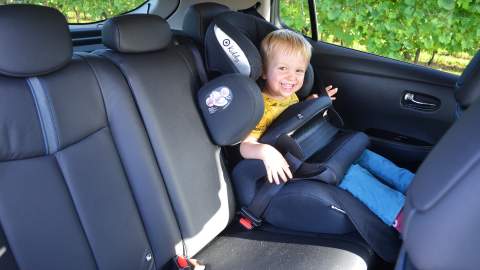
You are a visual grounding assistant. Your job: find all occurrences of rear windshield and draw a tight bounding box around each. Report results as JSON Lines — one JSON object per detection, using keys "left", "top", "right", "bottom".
{"left": 5, "top": 0, "right": 146, "bottom": 24}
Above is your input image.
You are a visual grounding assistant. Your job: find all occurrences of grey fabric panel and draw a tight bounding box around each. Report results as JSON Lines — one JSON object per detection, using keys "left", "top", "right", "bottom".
{"left": 39, "top": 58, "right": 107, "bottom": 151}
{"left": 0, "top": 76, "right": 45, "bottom": 161}
{"left": 103, "top": 14, "right": 172, "bottom": 53}
{"left": 56, "top": 127, "right": 154, "bottom": 270}
{"left": 80, "top": 53, "right": 182, "bottom": 267}
{"left": 404, "top": 99, "right": 480, "bottom": 270}
{"left": 182, "top": 2, "right": 229, "bottom": 46}
{"left": 0, "top": 156, "right": 97, "bottom": 270}
{"left": 0, "top": 5, "right": 72, "bottom": 77}
{"left": 101, "top": 47, "right": 235, "bottom": 256}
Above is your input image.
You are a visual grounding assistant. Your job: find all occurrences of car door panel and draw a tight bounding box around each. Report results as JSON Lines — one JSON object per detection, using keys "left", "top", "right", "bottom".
{"left": 310, "top": 42, "right": 458, "bottom": 169}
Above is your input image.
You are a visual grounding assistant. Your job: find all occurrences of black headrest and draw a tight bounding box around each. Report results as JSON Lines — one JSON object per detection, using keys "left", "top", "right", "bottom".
{"left": 182, "top": 2, "right": 229, "bottom": 46}
{"left": 0, "top": 4, "right": 72, "bottom": 77}
{"left": 455, "top": 49, "right": 480, "bottom": 109}
{"left": 401, "top": 97, "right": 480, "bottom": 269}
{"left": 197, "top": 74, "right": 263, "bottom": 145}
{"left": 204, "top": 11, "right": 314, "bottom": 98}
{"left": 103, "top": 14, "right": 172, "bottom": 53}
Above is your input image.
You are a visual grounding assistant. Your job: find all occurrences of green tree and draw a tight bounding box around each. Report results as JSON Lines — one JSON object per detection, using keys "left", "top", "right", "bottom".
{"left": 282, "top": 0, "right": 479, "bottom": 72}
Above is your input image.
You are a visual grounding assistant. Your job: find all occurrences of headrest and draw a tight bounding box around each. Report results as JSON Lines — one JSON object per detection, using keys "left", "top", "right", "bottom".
{"left": 182, "top": 2, "right": 229, "bottom": 46}
{"left": 0, "top": 78, "right": 46, "bottom": 161}
{"left": 205, "top": 13, "right": 264, "bottom": 80}
{"left": 402, "top": 97, "right": 480, "bottom": 269}
{"left": 197, "top": 74, "right": 263, "bottom": 145}
{"left": 103, "top": 14, "right": 172, "bottom": 53}
{"left": 204, "top": 11, "right": 315, "bottom": 97}
{"left": 0, "top": 5, "right": 72, "bottom": 77}
{"left": 455, "top": 49, "right": 480, "bottom": 109}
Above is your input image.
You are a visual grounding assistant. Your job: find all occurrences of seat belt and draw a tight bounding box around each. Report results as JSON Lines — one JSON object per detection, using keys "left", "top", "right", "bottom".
{"left": 238, "top": 132, "right": 340, "bottom": 229}
{"left": 332, "top": 188, "right": 401, "bottom": 263}
{"left": 184, "top": 43, "right": 208, "bottom": 86}
{"left": 239, "top": 152, "right": 312, "bottom": 229}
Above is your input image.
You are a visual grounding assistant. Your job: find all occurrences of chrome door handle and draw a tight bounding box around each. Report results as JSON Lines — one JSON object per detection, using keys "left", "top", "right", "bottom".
{"left": 404, "top": 93, "right": 436, "bottom": 107}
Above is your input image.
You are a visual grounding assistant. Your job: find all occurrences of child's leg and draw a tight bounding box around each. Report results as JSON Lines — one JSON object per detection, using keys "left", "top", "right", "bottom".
{"left": 356, "top": 149, "right": 414, "bottom": 194}
{"left": 339, "top": 164, "right": 405, "bottom": 226}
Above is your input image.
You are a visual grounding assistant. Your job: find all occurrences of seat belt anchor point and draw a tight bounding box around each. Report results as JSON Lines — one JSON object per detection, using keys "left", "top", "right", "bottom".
{"left": 239, "top": 207, "right": 262, "bottom": 229}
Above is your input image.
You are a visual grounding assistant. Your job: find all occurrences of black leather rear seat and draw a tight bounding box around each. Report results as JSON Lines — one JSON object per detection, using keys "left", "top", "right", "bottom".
{"left": 0, "top": 5, "right": 181, "bottom": 269}
{"left": 0, "top": 5, "right": 375, "bottom": 269}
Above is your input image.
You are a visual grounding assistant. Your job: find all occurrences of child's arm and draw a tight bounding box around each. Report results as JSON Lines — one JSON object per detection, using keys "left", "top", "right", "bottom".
{"left": 240, "top": 136, "right": 293, "bottom": 185}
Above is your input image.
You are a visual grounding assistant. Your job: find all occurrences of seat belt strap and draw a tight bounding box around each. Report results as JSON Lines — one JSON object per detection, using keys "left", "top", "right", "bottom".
{"left": 239, "top": 152, "right": 303, "bottom": 230}
{"left": 185, "top": 43, "right": 208, "bottom": 85}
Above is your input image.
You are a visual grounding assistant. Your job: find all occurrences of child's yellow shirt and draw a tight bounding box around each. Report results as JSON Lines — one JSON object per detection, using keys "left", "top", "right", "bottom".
{"left": 249, "top": 93, "right": 299, "bottom": 139}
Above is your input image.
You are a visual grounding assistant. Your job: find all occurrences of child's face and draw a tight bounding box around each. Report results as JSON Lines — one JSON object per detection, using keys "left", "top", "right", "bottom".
{"left": 262, "top": 49, "right": 308, "bottom": 99}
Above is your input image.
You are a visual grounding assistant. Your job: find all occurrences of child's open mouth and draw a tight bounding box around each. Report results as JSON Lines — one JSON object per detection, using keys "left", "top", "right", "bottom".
{"left": 281, "top": 82, "right": 296, "bottom": 91}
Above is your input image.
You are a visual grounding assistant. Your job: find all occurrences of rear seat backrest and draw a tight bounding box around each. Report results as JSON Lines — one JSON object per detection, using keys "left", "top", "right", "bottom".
{"left": 0, "top": 5, "right": 182, "bottom": 269}
{"left": 98, "top": 14, "right": 236, "bottom": 256}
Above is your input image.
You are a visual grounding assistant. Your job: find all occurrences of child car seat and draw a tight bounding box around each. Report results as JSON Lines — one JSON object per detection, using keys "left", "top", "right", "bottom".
{"left": 192, "top": 8, "right": 401, "bottom": 263}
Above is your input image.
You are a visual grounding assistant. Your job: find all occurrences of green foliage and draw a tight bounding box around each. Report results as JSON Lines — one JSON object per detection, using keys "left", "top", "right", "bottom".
{"left": 280, "top": 0, "right": 479, "bottom": 73}
{"left": 280, "top": 0, "right": 312, "bottom": 36}
{"left": 2, "top": 0, "right": 145, "bottom": 23}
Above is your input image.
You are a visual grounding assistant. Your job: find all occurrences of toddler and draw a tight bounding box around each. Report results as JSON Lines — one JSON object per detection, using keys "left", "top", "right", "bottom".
{"left": 239, "top": 29, "right": 413, "bottom": 231}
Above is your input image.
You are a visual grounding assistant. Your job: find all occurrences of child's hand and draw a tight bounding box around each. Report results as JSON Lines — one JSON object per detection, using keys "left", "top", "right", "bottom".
{"left": 259, "top": 144, "right": 293, "bottom": 185}
{"left": 325, "top": 85, "right": 338, "bottom": 100}
{"left": 306, "top": 93, "right": 319, "bottom": 100}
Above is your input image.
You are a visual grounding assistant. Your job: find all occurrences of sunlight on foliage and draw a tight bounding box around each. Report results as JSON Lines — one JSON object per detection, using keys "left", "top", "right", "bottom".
{"left": 281, "top": 0, "right": 478, "bottom": 74}
{"left": 2, "top": 0, "right": 145, "bottom": 23}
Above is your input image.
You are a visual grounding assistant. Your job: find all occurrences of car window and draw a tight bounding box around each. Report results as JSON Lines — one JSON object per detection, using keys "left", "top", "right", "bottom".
{"left": 279, "top": 0, "right": 312, "bottom": 38}
{"left": 280, "top": 0, "right": 477, "bottom": 75}
{"left": 5, "top": 0, "right": 146, "bottom": 24}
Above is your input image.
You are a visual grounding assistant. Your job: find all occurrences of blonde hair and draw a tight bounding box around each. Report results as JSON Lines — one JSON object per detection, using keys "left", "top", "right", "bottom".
{"left": 260, "top": 29, "right": 312, "bottom": 67}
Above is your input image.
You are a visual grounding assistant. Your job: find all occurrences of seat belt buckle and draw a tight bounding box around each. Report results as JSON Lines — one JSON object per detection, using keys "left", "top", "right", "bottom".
{"left": 239, "top": 207, "right": 262, "bottom": 230}
{"left": 175, "top": 255, "right": 192, "bottom": 270}
{"left": 174, "top": 255, "right": 205, "bottom": 270}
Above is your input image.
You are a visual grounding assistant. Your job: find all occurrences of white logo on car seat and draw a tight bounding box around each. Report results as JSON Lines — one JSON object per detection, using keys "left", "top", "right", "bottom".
{"left": 214, "top": 25, "right": 251, "bottom": 76}
{"left": 206, "top": 86, "right": 233, "bottom": 114}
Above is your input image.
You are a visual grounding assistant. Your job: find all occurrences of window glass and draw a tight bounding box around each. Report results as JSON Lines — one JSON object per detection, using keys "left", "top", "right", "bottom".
{"left": 281, "top": 0, "right": 478, "bottom": 74}
{"left": 4, "top": 0, "right": 146, "bottom": 24}
{"left": 279, "top": 0, "right": 312, "bottom": 37}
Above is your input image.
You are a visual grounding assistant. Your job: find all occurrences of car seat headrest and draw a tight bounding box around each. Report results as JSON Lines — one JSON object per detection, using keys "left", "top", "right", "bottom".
{"left": 455, "top": 49, "right": 480, "bottom": 109}
{"left": 0, "top": 4, "right": 72, "bottom": 77}
{"left": 197, "top": 74, "right": 263, "bottom": 145}
{"left": 102, "top": 14, "right": 172, "bottom": 53}
{"left": 401, "top": 97, "right": 480, "bottom": 270}
{"left": 204, "top": 11, "right": 315, "bottom": 98}
{"left": 205, "top": 14, "right": 263, "bottom": 80}
{"left": 182, "top": 2, "right": 229, "bottom": 46}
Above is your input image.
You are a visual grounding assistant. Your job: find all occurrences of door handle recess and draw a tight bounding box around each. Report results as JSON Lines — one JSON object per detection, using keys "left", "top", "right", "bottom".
{"left": 404, "top": 93, "right": 436, "bottom": 107}
{"left": 402, "top": 92, "right": 440, "bottom": 111}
